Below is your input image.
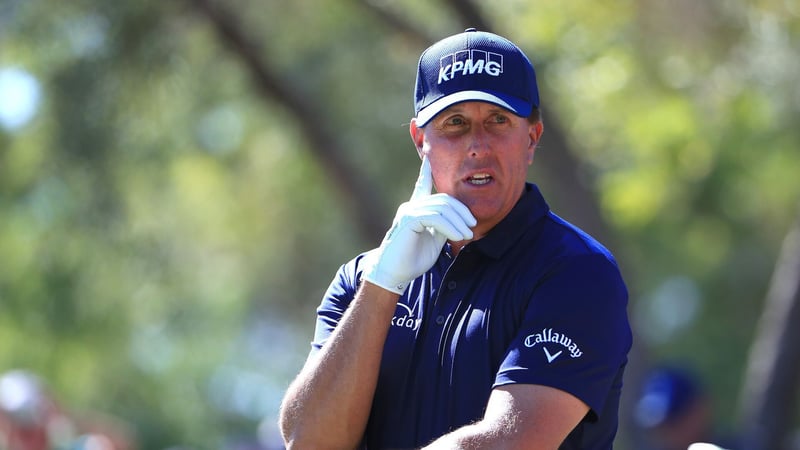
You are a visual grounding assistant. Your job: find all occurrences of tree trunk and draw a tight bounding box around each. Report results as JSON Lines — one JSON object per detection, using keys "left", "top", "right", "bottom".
{"left": 738, "top": 204, "right": 800, "bottom": 450}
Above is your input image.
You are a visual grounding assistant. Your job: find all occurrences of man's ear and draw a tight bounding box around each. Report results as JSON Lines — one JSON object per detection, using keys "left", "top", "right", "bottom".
{"left": 527, "top": 120, "right": 544, "bottom": 164}
{"left": 409, "top": 119, "right": 425, "bottom": 159}
{"left": 529, "top": 120, "right": 544, "bottom": 148}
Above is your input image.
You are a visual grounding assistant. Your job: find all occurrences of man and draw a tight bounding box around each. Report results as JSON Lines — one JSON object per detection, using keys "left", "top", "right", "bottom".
{"left": 279, "top": 29, "right": 632, "bottom": 449}
{"left": 634, "top": 365, "right": 734, "bottom": 450}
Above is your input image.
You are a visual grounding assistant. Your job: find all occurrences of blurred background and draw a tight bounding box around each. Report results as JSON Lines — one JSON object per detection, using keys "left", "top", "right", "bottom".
{"left": 1, "top": 0, "right": 799, "bottom": 449}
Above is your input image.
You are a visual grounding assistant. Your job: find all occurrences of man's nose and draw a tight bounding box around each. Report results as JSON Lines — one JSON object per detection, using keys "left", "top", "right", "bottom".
{"left": 467, "top": 126, "right": 491, "bottom": 157}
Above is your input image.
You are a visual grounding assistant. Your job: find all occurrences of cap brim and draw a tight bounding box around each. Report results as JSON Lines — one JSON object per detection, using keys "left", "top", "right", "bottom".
{"left": 415, "top": 90, "right": 532, "bottom": 126}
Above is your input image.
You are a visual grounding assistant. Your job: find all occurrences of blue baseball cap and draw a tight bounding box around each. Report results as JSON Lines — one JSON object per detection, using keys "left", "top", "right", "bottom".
{"left": 634, "top": 366, "right": 702, "bottom": 429}
{"left": 414, "top": 28, "right": 540, "bottom": 126}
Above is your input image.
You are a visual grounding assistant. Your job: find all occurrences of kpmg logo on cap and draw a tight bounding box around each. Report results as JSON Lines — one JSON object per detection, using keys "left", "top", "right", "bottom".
{"left": 438, "top": 50, "right": 503, "bottom": 84}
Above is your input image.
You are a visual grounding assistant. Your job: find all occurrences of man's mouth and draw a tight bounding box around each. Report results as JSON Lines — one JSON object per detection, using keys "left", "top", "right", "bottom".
{"left": 467, "top": 173, "right": 492, "bottom": 185}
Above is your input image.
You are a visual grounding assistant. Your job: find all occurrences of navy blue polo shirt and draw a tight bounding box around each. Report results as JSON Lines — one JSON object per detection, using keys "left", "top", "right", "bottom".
{"left": 312, "top": 183, "right": 632, "bottom": 449}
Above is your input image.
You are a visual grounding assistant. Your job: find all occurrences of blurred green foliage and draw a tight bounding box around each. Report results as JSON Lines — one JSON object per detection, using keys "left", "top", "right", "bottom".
{"left": 1, "top": 0, "right": 799, "bottom": 448}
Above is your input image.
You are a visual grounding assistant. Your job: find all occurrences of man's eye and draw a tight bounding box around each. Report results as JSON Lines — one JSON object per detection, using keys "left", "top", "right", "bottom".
{"left": 490, "top": 114, "right": 508, "bottom": 124}
{"left": 445, "top": 116, "right": 465, "bottom": 126}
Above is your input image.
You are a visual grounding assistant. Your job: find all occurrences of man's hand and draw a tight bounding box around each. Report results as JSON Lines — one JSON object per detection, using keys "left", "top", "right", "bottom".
{"left": 363, "top": 156, "right": 476, "bottom": 294}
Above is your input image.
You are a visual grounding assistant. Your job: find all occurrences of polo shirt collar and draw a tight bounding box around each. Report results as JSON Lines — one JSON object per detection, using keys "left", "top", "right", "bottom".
{"left": 468, "top": 183, "right": 550, "bottom": 260}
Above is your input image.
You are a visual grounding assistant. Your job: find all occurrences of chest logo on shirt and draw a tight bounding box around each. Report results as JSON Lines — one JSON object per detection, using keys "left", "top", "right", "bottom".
{"left": 391, "top": 302, "right": 421, "bottom": 331}
{"left": 524, "top": 328, "right": 583, "bottom": 362}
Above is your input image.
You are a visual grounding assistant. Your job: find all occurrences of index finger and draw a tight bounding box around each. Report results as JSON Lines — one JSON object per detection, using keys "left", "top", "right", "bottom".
{"left": 410, "top": 155, "right": 433, "bottom": 200}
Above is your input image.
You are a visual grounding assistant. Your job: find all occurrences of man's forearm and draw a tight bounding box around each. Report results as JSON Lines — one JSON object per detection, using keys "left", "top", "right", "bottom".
{"left": 421, "top": 418, "right": 524, "bottom": 450}
{"left": 423, "top": 384, "right": 587, "bottom": 450}
{"left": 278, "top": 282, "right": 399, "bottom": 449}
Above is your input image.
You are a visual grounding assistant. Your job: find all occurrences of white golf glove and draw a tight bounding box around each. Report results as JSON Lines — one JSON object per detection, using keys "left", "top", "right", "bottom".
{"left": 362, "top": 156, "right": 476, "bottom": 294}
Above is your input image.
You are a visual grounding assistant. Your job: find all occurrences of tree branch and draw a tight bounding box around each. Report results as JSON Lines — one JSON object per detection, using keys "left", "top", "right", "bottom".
{"left": 443, "top": 0, "right": 491, "bottom": 31}
{"left": 356, "top": 0, "right": 436, "bottom": 46}
{"left": 187, "top": 0, "right": 388, "bottom": 241}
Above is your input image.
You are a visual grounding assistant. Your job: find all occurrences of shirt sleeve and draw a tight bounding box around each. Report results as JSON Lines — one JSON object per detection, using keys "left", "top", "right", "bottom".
{"left": 494, "top": 253, "right": 632, "bottom": 419}
{"left": 309, "top": 253, "right": 368, "bottom": 356}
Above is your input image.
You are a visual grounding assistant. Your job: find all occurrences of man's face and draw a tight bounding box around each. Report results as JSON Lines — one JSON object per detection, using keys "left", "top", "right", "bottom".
{"left": 411, "top": 101, "right": 543, "bottom": 237}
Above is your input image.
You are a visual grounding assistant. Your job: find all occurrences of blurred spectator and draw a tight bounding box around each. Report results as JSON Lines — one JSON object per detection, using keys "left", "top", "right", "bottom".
{"left": 0, "top": 369, "right": 134, "bottom": 450}
{"left": 0, "top": 369, "right": 72, "bottom": 450}
{"left": 633, "top": 364, "right": 734, "bottom": 450}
